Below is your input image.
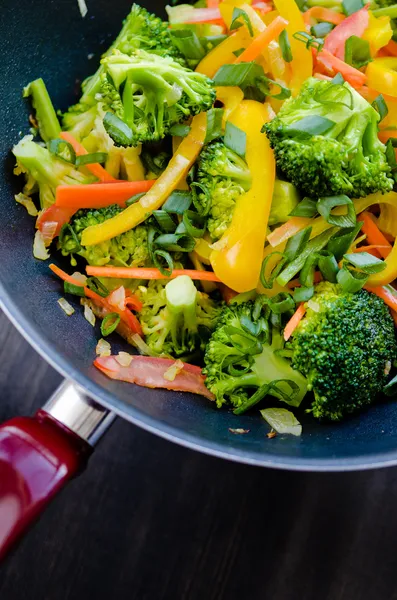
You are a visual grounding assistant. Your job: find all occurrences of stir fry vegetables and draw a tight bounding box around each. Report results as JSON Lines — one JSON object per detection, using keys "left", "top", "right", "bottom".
{"left": 12, "top": 0, "right": 397, "bottom": 435}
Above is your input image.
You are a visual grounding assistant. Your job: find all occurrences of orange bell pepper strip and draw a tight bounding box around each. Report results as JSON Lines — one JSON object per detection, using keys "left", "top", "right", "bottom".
{"left": 81, "top": 113, "right": 207, "bottom": 246}
{"left": 210, "top": 100, "right": 275, "bottom": 292}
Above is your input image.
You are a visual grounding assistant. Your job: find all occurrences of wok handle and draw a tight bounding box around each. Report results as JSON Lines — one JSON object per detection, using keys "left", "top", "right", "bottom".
{"left": 0, "top": 381, "right": 115, "bottom": 561}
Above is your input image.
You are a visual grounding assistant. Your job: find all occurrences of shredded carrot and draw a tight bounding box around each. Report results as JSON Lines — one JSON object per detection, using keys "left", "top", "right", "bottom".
{"left": 267, "top": 217, "right": 312, "bottom": 248}
{"left": 283, "top": 304, "right": 306, "bottom": 341}
{"left": 316, "top": 49, "right": 366, "bottom": 88}
{"left": 359, "top": 212, "right": 392, "bottom": 259}
{"left": 60, "top": 132, "right": 115, "bottom": 182}
{"left": 234, "top": 16, "right": 288, "bottom": 64}
{"left": 86, "top": 266, "right": 221, "bottom": 282}
{"left": 303, "top": 7, "right": 345, "bottom": 26}
{"left": 353, "top": 244, "right": 391, "bottom": 258}
{"left": 55, "top": 180, "right": 155, "bottom": 209}
{"left": 50, "top": 264, "right": 143, "bottom": 335}
{"left": 206, "top": 0, "right": 219, "bottom": 8}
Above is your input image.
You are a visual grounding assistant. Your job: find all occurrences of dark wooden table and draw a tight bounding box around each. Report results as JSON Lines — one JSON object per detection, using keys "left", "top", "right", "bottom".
{"left": 1, "top": 312, "right": 397, "bottom": 600}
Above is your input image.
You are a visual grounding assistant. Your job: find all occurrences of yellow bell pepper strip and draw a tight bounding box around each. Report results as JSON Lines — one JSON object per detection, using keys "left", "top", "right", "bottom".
{"left": 81, "top": 113, "right": 207, "bottom": 247}
{"left": 271, "top": 0, "right": 312, "bottom": 95}
{"left": 366, "top": 57, "right": 397, "bottom": 97}
{"left": 215, "top": 86, "right": 244, "bottom": 127}
{"left": 194, "top": 234, "right": 213, "bottom": 265}
{"left": 210, "top": 100, "right": 275, "bottom": 292}
{"left": 195, "top": 28, "right": 250, "bottom": 77}
{"left": 363, "top": 13, "right": 392, "bottom": 57}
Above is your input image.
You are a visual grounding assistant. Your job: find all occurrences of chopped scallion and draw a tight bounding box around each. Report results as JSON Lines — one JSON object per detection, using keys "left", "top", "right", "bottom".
{"left": 336, "top": 265, "right": 368, "bottom": 292}
{"left": 48, "top": 138, "right": 76, "bottom": 164}
{"left": 285, "top": 115, "right": 335, "bottom": 137}
{"left": 75, "top": 152, "right": 108, "bottom": 166}
{"left": 103, "top": 112, "right": 134, "bottom": 146}
{"left": 64, "top": 281, "right": 85, "bottom": 297}
{"left": 204, "top": 108, "right": 224, "bottom": 143}
{"left": 163, "top": 190, "right": 192, "bottom": 214}
{"left": 279, "top": 29, "right": 293, "bottom": 62}
{"left": 372, "top": 94, "right": 388, "bottom": 122}
{"left": 101, "top": 313, "right": 120, "bottom": 337}
{"left": 317, "top": 195, "right": 356, "bottom": 228}
{"left": 344, "top": 35, "right": 371, "bottom": 69}
{"left": 342, "top": 0, "right": 363, "bottom": 16}
{"left": 224, "top": 121, "right": 246, "bottom": 158}
{"left": 230, "top": 7, "right": 254, "bottom": 36}
{"left": 289, "top": 197, "right": 318, "bottom": 218}
{"left": 343, "top": 252, "right": 386, "bottom": 274}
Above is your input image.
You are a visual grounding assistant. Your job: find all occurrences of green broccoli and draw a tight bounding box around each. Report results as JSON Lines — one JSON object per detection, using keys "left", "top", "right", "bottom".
{"left": 264, "top": 77, "right": 394, "bottom": 198}
{"left": 288, "top": 282, "right": 397, "bottom": 421}
{"left": 80, "top": 4, "right": 187, "bottom": 105}
{"left": 12, "top": 135, "right": 95, "bottom": 209}
{"left": 100, "top": 50, "right": 215, "bottom": 147}
{"left": 195, "top": 141, "right": 252, "bottom": 240}
{"left": 58, "top": 205, "right": 149, "bottom": 267}
{"left": 203, "top": 299, "right": 308, "bottom": 411}
{"left": 137, "top": 275, "right": 221, "bottom": 357}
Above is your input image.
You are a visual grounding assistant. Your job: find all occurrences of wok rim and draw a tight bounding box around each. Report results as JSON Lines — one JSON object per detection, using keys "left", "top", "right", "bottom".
{"left": 3, "top": 278, "right": 397, "bottom": 472}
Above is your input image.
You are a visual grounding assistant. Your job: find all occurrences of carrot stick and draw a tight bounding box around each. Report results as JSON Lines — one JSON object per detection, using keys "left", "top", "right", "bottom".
{"left": 55, "top": 180, "right": 155, "bottom": 209}
{"left": 207, "top": 0, "right": 219, "bottom": 7}
{"left": 384, "top": 40, "right": 397, "bottom": 57}
{"left": 316, "top": 49, "right": 366, "bottom": 88}
{"left": 352, "top": 244, "right": 390, "bottom": 258}
{"left": 86, "top": 266, "right": 221, "bottom": 281}
{"left": 283, "top": 304, "right": 306, "bottom": 341}
{"left": 50, "top": 264, "right": 143, "bottom": 335}
{"left": 234, "top": 16, "right": 288, "bottom": 64}
{"left": 359, "top": 212, "right": 392, "bottom": 259}
{"left": 60, "top": 132, "right": 115, "bottom": 182}
{"left": 303, "top": 7, "right": 345, "bottom": 25}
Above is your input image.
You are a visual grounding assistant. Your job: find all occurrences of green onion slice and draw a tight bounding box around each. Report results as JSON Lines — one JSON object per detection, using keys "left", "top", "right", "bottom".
{"left": 153, "top": 249, "right": 174, "bottom": 276}
{"left": 344, "top": 35, "right": 371, "bottom": 69}
{"left": 75, "top": 152, "right": 108, "bottom": 166}
{"left": 260, "top": 252, "right": 287, "bottom": 289}
{"left": 191, "top": 182, "right": 211, "bottom": 217}
{"left": 103, "top": 112, "right": 134, "bottom": 146}
{"left": 64, "top": 281, "right": 85, "bottom": 297}
{"left": 383, "top": 373, "right": 397, "bottom": 397}
{"left": 86, "top": 277, "right": 109, "bottom": 297}
{"left": 230, "top": 7, "right": 254, "bottom": 36}
{"left": 48, "top": 138, "right": 76, "bottom": 164}
{"left": 233, "top": 48, "right": 245, "bottom": 57}
{"left": 126, "top": 192, "right": 146, "bottom": 206}
{"left": 386, "top": 139, "right": 397, "bottom": 176}
{"left": 169, "top": 29, "right": 206, "bottom": 59}
{"left": 342, "top": 0, "right": 363, "bottom": 16}
{"left": 343, "top": 251, "right": 386, "bottom": 274}
{"left": 337, "top": 265, "right": 368, "bottom": 292}
{"left": 155, "top": 233, "right": 195, "bottom": 252}
{"left": 326, "top": 220, "right": 363, "bottom": 261}
{"left": 331, "top": 72, "right": 345, "bottom": 85}
{"left": 299, "top": 253, "right": 318, "bottom": 287}
{"left": 317, "top": 195, "right": 356, "bottom": 228}
{"left": 204, "top": 108, "right": 224, "bottom": 143}
{"left": 293, "top": 31, "right": 324, "bottom": 51}
{"left": 224, "top": 121, "right": 246, "bottom": 158}
{"left": 182, "top": 210, "right": 207, "bottom": 238}
{"left": 311, "top": 22, "right": 334, "bottom": 38}
{"left": 163, "top": 190, "right": 192, "bottom": 214}
{"left": 293, "top": 286, "right": 314, "bottom": 302}
{"left": 168, "top": 124, "right": 191, "bottom": 137}
{"left": 317, "top": 250, "right": 339, "bottom": 282}
{"left": 268, "top": 293, "right": 295, "bottom": 314}
{"left": 58, "top": 223, "right": 81, "bottom": 253}
{"left": 284, "top": 226, "right": 312, "bottom": 262}
{"left": 285, "top": 115, "right": 335, "bottom": 137}
{"left": 101, "top": 313, "right": 120, "bottom": 337}
{"left": 224, "top": 325, "right": 263, "bottom": 355}
{"left": 152, "top": 210, "right": 177, "bottom": 233}
{"left": 279, "top": 29, "right": 293, "bottom": 62}
{"left": 289, "top": 197, "right": 318, "bottom": 218}
{"left": 233, "top": 383, "right": 271, "bottom": 415}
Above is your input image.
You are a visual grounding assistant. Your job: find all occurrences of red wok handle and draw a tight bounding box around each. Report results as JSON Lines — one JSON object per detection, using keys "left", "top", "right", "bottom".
{"left": 0, "top": 381, "right": 114, "bottom": 561}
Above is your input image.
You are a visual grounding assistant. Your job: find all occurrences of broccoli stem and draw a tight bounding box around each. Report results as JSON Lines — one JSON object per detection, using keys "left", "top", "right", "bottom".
{"left": 165, "top": 276, "right": 198, "bottom": 350}
{"left": 13, "top": 138, "right": 60, "bottom": 188}
{"left": 23, "top": 78, "right": 61, "bottom": 142}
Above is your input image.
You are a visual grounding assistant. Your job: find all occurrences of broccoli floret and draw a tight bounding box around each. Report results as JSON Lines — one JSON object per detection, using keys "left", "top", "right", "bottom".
{"left": 195, "top": 141, "right": 252, "bottom": 240}
{"left": 80, "top": 4, "right": 186, "bottom": 105}
{"left": 59, "top": 205, "right": 149, "bottom": 267}
{"left": 100, "top": 50, "right": 215, "bottom": 146}
{"left": 288, "top": 282, "right": 397, "bottom": 421}
{"left": 203, "top": 299, "right": 308, "bottom": 410}
{"left": 137, "top": 275, "right": 221, "bottom": 357}
{"left": 264, "top": 77, "right": 394, "bottom": 198}
{"left": 12, "top": 135, "right": 95, "bottom": 209}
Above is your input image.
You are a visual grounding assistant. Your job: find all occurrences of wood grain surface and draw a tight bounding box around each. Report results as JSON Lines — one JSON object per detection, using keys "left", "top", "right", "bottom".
{"left": 1, "top": 310, "right": 397, "bottom": 600}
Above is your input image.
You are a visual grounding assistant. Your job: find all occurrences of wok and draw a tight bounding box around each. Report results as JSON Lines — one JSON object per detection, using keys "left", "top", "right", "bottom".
{"left": 1, "top": 0, "right": 397, "bottom": 559}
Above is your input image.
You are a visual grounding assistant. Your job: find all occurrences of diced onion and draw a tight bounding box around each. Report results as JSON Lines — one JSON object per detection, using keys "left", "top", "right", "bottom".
{"left": 96, "top": 338, "right": 111, "bottom": 357}
{"left": 84, "top": 304, "right": 96, "bottom": 327}
{"left": 77, "top": 0, "right": 88, "bottom": 18}
{"left": 33, "top": 230, "right": 50, "bottom": 260}
{"left": 57, "top": 297, "right": 75, "bottom": 316}
{"left": 260, "top": 408, "right": 302, "bottom": 436}
{"left": 15, "top": 193, "right": 38, "bottom": 216}
{"left": 71, "top": 271, "right": 87, "bottom": 285}
{"left": 131, "top": 333, "right": 158, "bottom": 357}
{"left": 115, "top": 352, "right": 133, "bottom": 367}
{"left": 108, "top": 286, "right": 126, "bottom": 311}
{"left": 40, "top": 221, "right": 58, "bottom": 246}
{"left": 163, "top": 359, "right": 184, "bottom": 382}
